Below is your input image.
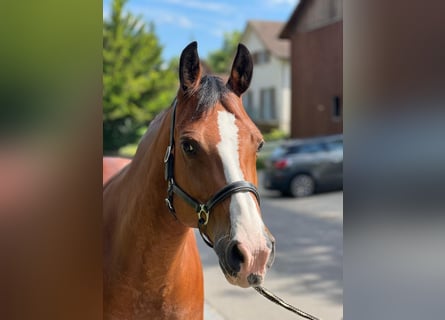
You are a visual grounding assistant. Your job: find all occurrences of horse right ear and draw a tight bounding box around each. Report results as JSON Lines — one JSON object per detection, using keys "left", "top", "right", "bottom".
{"left": 179, "top": 41, "right": 202, "bottom": 92}
{"left": 227, "top": 44, "right": 253, "bottom": 97}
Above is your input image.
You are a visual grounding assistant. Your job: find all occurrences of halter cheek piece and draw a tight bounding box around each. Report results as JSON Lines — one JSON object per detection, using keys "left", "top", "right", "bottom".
{"left": 164, "top": 100, "right": 260, "bottom": 248}
{"left": 164, "top": 100, "right": 318, "bottom": 320}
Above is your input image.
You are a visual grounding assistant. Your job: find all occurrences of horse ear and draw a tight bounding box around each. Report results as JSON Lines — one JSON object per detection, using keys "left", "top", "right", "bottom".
{"left": 179, "top": 41, "right": 202, "bottom": 92}
{"left": 227, "top": 44, "right": 253, "bottom": 97}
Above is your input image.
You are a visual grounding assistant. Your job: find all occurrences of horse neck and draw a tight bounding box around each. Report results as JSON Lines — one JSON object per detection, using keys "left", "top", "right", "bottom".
{"left": 104, "top": 107, "right": 191, "bottom": 278}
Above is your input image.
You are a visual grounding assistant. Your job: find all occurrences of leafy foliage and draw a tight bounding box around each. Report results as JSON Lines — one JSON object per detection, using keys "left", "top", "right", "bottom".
{"left": 263, "top": 129, "right": 289, "bottom": 141}
{"left": 206, "top": 31, "right": 241, "bottom": 73}
{"left": 103, "top": 0, "right": 177, "bottom": 152}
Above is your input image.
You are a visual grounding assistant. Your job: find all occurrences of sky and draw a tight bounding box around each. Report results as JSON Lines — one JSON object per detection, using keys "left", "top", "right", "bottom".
{"left": 103, "top": 0, "right": 299, "bottom": 61}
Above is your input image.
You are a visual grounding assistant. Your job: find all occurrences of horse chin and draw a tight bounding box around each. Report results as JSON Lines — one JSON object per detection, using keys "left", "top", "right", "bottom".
{"left": 218, "top": 261, "right": 252, "bottom": 288}
{"left": 214, "top": 235, "right": 270, "bottom": 288}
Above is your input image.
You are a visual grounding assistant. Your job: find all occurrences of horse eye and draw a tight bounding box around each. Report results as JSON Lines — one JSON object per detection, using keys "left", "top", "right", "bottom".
{"left": 257, "top": 141, "right": 265, "bottom": 152}
{"left": 182, "top": 141, "right": 196, "bottom": 155}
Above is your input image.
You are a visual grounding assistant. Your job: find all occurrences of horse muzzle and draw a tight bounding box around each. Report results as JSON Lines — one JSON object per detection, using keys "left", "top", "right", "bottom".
{"left": 214, "top": 232, "right": 275, "bottom": 288}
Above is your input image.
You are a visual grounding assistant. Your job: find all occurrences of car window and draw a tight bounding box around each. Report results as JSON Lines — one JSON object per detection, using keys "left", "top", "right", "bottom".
{"left": 273, "top": 139, "right": 342, "bottom": 157}
{"left": 325, "top": 140, "right": 343, "bottom": 151}
{"left": 286, "top": 145, "right": 301, "bottom": 154}
{"left": 271, "top": 146, "right": 287, "bottom": 158}
{"left": 298, "top": 143, "right": 324, "bottom": 153}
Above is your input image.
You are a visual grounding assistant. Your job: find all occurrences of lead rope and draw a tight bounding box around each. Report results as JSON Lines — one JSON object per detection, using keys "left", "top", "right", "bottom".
{"left": 253, "top": 286, "right": 322, "bottom": 320}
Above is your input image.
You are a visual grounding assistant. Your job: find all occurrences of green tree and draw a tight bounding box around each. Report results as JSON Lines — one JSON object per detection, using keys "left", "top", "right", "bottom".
{"left": 206, "top": 30, "right": 241, "bottom": 73}
{"left": 103, "top": 0, "right": 177, "bottom": 152}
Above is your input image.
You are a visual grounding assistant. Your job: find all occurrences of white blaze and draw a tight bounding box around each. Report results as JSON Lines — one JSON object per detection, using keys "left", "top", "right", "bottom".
{"left": 216, "top": 111, "right": 264, "bottom": 247}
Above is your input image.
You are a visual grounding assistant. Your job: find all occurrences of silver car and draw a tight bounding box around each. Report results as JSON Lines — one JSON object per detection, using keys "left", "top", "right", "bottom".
{"left": 263, "top": 135, "right": 343, "bottom": 197}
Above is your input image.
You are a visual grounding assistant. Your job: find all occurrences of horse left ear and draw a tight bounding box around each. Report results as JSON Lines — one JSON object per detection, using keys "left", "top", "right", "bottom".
{"left": 179, "top": 41, "right": 202, "bottom": 92}
{"left": 227, "top": 44, "right": 253, "bottom": 97}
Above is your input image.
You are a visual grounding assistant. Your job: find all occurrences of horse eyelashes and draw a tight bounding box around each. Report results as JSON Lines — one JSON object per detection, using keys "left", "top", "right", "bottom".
{"left": 257, "top": 141, "right": 264, "bottom": 153}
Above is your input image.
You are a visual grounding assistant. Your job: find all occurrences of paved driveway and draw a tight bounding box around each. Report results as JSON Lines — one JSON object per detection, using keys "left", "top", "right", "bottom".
{"left": 199, "top": 177, "right": 343, "bottom": 320}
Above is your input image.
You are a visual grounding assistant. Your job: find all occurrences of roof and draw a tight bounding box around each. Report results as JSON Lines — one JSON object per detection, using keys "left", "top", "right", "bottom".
{"left": 244, "top": 20, "right": 290, "bottom": 59}
{"left": 280, "top": 0, "right": 343, "bottom": 39}
{"left": 279, "top": 0, "right": 309, "bottom": 39}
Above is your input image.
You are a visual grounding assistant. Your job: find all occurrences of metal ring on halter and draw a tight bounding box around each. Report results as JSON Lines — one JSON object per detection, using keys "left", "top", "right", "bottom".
{"left": 197, "top": 204, "right": 210, "bottom": 226}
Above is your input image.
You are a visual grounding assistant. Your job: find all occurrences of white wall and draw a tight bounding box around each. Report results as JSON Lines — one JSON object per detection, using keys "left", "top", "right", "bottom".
{"left": 241, "top": 28, "right": 290, "bottom": 134}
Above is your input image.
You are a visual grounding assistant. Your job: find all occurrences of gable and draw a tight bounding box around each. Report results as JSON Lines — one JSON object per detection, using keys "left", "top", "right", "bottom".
{"left": 241, "top": 26, "right": 265, "bottom": 53}
{"left": 241, "top": 20, "right": 289, "bottom": 60}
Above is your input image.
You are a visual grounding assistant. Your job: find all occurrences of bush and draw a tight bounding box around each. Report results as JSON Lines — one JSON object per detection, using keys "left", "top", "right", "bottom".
{"left": 263, "top": 129, "right": 288, "bottom": 142}
{"left": 256, "top": 131, "right": 288, "bottom": 170}
{"left": 256, "top": 155, "right": 267, "bottom": 170}
{"left": 118, "top": 143, "right": 138, "bottom": 157}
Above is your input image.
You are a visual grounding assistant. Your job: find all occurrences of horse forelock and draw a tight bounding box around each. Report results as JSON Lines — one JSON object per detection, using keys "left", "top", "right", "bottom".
{"left": 181, "top": 75, "right": 233, "bottom": 119}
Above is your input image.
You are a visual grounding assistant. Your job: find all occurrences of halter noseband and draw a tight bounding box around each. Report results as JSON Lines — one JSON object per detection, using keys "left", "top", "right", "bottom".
{"left": 164, "top": 100, "right": 260, "bottom": 248}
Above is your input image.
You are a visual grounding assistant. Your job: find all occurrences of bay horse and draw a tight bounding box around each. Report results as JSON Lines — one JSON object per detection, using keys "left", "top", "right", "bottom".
{"left": 103, "top": 42, "right": 275, "bottom": 320}
{"left": 103, "top": 157, "right": 131, "bottom": 185}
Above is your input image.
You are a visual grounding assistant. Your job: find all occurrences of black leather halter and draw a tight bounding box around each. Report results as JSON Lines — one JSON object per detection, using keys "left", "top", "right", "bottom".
{"left": 164, "top": 100, "right": 260, "bottom": 248}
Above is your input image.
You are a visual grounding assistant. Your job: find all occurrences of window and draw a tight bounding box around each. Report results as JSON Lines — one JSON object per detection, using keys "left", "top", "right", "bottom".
{"left": 252, "top": 50, "right": 270, "bottom": 65}
{"left": 332, "top": 96, "right": 342, "bottom": 120}
{"left": 260, "top": 88, "right": 276, "bottom": 121}
{"left": 324, "top": 140, "right": 343, "bottom": 151}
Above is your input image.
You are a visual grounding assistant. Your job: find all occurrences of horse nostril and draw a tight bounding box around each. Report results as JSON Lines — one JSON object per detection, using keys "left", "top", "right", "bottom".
{"left": 247, "top": 273, "right": 263, "bottom": 286}
{"left": 226, "top": 241, "right": 244, "bottom": 273}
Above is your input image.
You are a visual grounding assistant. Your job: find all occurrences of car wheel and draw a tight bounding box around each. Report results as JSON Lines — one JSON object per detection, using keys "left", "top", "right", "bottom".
{"left": 288, "top": 174, "right": 315, "bottom": 197}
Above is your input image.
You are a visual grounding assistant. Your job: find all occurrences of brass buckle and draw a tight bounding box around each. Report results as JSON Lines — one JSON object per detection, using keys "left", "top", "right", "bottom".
{"left": 197, "top": 204, "right": 209, "bottom": 226}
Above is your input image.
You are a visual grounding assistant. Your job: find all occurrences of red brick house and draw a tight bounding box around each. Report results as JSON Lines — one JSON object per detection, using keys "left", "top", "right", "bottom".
{"left": 280, "top": 0, "right": 343, "bottom": 138}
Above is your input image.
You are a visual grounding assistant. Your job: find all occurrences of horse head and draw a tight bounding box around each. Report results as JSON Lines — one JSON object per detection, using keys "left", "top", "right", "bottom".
{"left": 167, "top": 42, "right": 275, "bottom": 288}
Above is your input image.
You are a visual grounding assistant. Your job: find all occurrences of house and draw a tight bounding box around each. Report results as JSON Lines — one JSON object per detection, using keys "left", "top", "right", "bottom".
{"left": 240, "top": 20, "right": 291, "bottom": 134}
{"left": 280, "top": 0, "right": 343, "bottom": 138}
